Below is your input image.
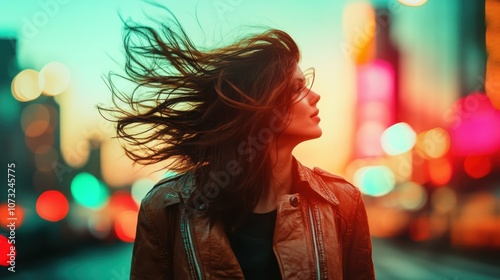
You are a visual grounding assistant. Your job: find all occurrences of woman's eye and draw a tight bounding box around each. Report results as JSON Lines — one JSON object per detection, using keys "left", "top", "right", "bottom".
{"left": 296, "top": 83, "right": 305, "bottom": 92}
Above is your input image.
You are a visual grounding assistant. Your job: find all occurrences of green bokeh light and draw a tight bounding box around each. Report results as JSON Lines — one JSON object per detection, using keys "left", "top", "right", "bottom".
{"left": 354, "top": 166, "right": 395, "bottom": 197}
{"left": 70, "top": 172, "right": 109, "bottom": 209}
{"left": 381, "top": 122, "right": 416, "bottom": 155}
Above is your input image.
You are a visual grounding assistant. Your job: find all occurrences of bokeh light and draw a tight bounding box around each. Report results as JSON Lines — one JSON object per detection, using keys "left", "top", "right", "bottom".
{"left": 39, "top": 61, "right": 70, "bottom": 96}
{"left": 114, "top": 210, "right": 138, "bottom": 242}
{"left": 358, "top": 60, "right": 395, "bottom": 101}
{"left": 36, "top": 190, "right": 70, "bottom": 222}
{"left": 108, "top": 191, "right": 139, "bottom": 215}
{"left": 0, "top": 204, "right": 25, "bottom": 229}
{"left": 88, "top": 214, "right": 112, "bottom": 240}
{"left": 427, "top": 157, "right": 453, "bottom": 186}
{"left": 355, "top": 59, "right": 396, "bottom": 158}
{"left": 354, "top": 165, "right": 395, "bottom": 197}
{"left": 367, "top": 207, "right": 410, "bottom": 238}
{"left": 415, "top": 128, "right": 450, "bottom": 159}
{"left": 395, "top": 181, "right": 428, "bottom": 211}
{"left": 131, "top": 178, "right": 155, "bottom": 206}
{"left": 431, "top": 187, "right": 457, "bottom": 214}
{"left": 463, "top": 155, "right": 491, "bottom": 179}
{"left": 71, "top": 172, "right": 109, "bottom": 209}
{"left": 66, "top": 203, "right": 94, "bottom": 233}
{"left": 448, "top": 93, "right": 500, "bottom": 156}
{"left": 0, "top": 235, "right": 14, "bottom": 267}
{"left": 11, "top": 69, "right": 43, "bottom": 102}
{"left": 25, "top": 125, "right": 54, "bottom": 153}
{"left": 61, "top": 140, "right": 91, "bottom": 168}
{"left": 451, "top": 193, "right": 498, "bottom": 248}
{"left": 381, "top": 122, "right": 417, "bottom": 156}
{"left": 398, "top": 0, "right": 428, "bottom": 6}
{"left": 409, "top": 215, "right": 431, "bottom": 241}
{"left": 21, "top": 103, "right": 51, "bottom": 137}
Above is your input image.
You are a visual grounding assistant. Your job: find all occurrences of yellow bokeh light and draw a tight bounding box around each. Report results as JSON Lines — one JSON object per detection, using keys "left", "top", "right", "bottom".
{"left": 396, "top": 181, "right": 427, "bottom": 211}
{"left": 431, "top": 187, "right": 457, "bottom": 214}
{"left": 40, "top": 61, "right": 70, "bottom": 96}
{"left": 11, "top": 69, "right": 43, "bottom": 102}
{"left": 398, "top": 0, "right": 428, "bottom": 7}
{"left": 416, "top": 127, "right": 450, "bottom": 159}
{"left": 61, "top": 140, "right": 90, "bottom": 168}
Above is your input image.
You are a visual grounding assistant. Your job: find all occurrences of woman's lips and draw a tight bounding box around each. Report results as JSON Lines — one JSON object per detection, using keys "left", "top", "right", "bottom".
{"left": 311, "top": 109, "right": 320, "bottom": 122}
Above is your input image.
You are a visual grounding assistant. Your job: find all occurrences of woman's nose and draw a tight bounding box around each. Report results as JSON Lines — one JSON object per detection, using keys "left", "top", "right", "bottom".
{"left": 309, "top": 90, "right": 320, "bottom": 105}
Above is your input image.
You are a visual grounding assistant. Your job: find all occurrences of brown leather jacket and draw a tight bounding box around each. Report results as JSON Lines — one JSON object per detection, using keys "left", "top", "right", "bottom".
{"left": 131, "top": 160, "right": 375, "bottom": 279}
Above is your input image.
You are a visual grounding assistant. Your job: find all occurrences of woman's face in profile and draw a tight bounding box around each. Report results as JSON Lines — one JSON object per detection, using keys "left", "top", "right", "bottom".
{"left": 280, "top": 65, "right": 322, "bottom": 143}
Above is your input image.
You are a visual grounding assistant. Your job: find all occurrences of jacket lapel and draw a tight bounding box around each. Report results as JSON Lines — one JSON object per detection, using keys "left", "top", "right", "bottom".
{"left": 295, "top": 159, "right": 339, "bottom": 206}
{"left": 189, "top": 212, "right": 245, "bottom": 279}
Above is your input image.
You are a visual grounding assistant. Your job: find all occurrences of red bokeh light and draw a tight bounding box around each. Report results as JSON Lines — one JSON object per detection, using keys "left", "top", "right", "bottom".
{"left": 0, "top": 204, "right": 25, "bottom": 230}
{"left": 36, "top": 190, "right": 70, "bottom": 222}
{"left": 463, "top": 155, "right": 491, "bottom": 179}
{"left": 0, "top": 235, "right": 15, "bottom": 267}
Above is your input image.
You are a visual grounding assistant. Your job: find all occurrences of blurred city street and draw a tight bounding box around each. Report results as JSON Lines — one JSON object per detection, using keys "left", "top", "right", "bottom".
{"left": 1, "top": 0, "right": 500, "bottom": 279}
{"left": 1, "top": 238, "right": 499, "bottom": 280}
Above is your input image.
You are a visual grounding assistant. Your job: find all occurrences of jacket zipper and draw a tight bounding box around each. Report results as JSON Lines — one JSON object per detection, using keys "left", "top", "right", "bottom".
{"left": 181, "top": 211, "right": 204, "bottom": 279}
{"left": 308, "top": 204, "right": 322, "bottom": 279}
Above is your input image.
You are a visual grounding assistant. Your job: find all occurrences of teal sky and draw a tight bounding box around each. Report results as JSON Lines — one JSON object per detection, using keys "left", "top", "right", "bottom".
{"left": 0, "top": 0, "right": 463, "bottom": 177}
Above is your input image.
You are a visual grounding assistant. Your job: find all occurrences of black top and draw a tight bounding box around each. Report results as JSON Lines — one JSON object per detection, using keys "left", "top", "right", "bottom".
{"left": 228, "top": 209, "right": 282, "bottom": 280}
{"left": 228, "top": 159, "right": 301, "bottom": 279}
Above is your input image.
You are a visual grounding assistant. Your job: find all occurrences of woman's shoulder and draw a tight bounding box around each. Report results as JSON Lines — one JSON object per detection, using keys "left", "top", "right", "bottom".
{"left": 141, "top": 172, "right": 195, "bottom": 210}
{"left": 311, "top": 166, "right": 362, "bottom": 201}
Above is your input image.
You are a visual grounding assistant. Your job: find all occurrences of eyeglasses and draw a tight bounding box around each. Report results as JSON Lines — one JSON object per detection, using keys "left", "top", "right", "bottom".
{"left": 293, "top": 67, "right": 315, "bottom": 101}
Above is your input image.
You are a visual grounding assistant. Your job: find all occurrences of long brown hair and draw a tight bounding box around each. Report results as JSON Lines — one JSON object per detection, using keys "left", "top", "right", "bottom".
{"left": 100, "top": 11, "right": 301, "bottom": 227}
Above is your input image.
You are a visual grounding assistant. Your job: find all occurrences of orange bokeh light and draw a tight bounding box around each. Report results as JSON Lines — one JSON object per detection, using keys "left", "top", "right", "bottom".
{"left": 366, "top": 206, "right": 410, "bottom": 238}
{"left": 114, "top": 210, "right": 138, "bottom": 242}
{"left": 427, "top": 157, "right": 453, "bottom": 186}
{"left": 36, "top": 190, "right": 69, "bottom": 222}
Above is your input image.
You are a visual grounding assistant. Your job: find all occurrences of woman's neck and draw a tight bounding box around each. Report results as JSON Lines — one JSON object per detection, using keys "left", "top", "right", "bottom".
{"left": 253, "top": 144, "right": 295, "bottom": 213}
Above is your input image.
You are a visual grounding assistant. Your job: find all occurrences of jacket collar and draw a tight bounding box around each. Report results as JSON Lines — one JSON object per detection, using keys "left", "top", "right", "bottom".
{"left": 295, "top": 158, "right": 340, "bottom": 206}
{"left": 158, "top": 159, "right": 340, "bottom": 206}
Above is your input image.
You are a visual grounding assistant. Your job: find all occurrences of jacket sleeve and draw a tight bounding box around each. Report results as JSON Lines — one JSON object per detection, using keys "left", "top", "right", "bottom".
{"left": 344, "top": 190, "right": 375, "bottom": 280}
{"left": 130, "top": 199, "right": 175, "bottom": 280}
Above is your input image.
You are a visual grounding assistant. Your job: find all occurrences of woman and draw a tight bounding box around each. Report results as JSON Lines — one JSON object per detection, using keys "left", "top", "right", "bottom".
{"left": 103, "top": 11, "right": 375, "bottom": 280}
